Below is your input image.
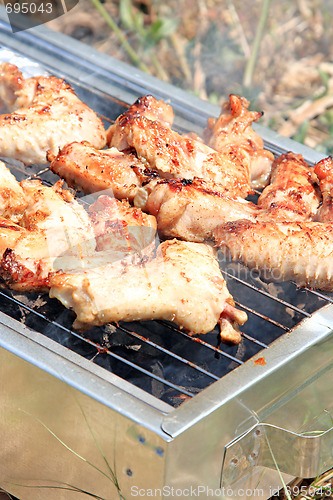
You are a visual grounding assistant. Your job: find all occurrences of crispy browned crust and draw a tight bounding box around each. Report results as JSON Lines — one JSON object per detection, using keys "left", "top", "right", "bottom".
{"left": 0, "top": 64, "right": 107, "bottom": 164}
{"left": 0, "top": 248, "right": 50, "bottom": 292}
{"left": 214, "top": 219, "right": 333, "bottom": 291}
{"left": 314, "top": 156, "right": 333, "bottom": 222}
{"left": 256, "top": 152, "right": 320, "bottom": 220}
{"left": 204, "top": 94, "right": 274, "bottom": 188}
{"left": 110, "top": 104, "right": 252, "bottom": 197}
{"left": 48, "top": 141, "right": 158, "bottom": 200}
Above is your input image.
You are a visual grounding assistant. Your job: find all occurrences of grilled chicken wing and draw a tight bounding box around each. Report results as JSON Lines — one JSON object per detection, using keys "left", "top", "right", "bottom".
{"left": 0, "top": 186, "right": 159, "bottom": 290}
{"left": 0, "top": 62, "right": 25, "bottom": 110}
{"left": 134, "top": 153, "right": 320, "bottom": 242}
{"left": 47, "top": 141, "right": 157, "bottom": 201}
{"left": 0, "top": 220, "right": 53, "bottom": 291}
{"left": 89, "top": 195, "right": 157, "bottom": 257}
{"left": 204, "top": 94, "right": 274, "bottom": 188}
{"left": 107, "top": 94, "right": 174, "bottom": 146}
{"left": 0, "top": 221, "right": 82, "bottom": 291}
{"left": 257, "top": 152, "right": 320, "bottom": 221}
{"left": 49, "top": 239, "right": 247, "bottom": 343}
{"left": 134, "top": 177, "right": 258, "bottom": 242}
{"left": 0, "top": 180, "right": 96, "bottom": 290}
{"left": 0, "top": 160, "right": 27, "bottom": 222}
{"left": 314, "top": 156, "right": 333, "bottom": 222}
{"left": 109, "top": 110, "right": 251, "bottom": 197}
{"left": 214, "top": 220, "right": 333, "bottom": 291}
{"left": 19, "top": 179, "right": 95, "bottom": 253}
{"left": 0, "top": 63, "right": 106, "bottom": 164}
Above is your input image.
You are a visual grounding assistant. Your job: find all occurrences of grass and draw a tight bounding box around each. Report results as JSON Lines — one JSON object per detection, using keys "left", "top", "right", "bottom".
{"left": 2, "top": 402, "right": 127, "bottom": 500}
{"left": 272, "top": 470, "right": 333, "bottom": 500}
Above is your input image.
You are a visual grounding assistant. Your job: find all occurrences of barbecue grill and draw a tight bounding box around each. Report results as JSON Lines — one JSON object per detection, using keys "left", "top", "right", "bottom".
{"left": 0, "top": 9, "right": 332, "bottom": 500}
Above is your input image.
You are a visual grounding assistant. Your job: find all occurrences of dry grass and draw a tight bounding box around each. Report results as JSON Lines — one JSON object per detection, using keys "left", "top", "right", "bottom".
{"left": 273, "top": 469, "right": 333, "bottom": 499}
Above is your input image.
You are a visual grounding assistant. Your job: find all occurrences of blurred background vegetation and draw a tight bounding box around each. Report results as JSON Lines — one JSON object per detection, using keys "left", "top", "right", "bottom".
{"left": 48, "top": 0, "right": 333, "bottom": 155}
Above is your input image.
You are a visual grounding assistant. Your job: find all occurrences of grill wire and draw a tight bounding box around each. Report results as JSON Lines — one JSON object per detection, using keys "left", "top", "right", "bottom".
{"left": 0, "top": 73, "right": 333, "bottom": 408}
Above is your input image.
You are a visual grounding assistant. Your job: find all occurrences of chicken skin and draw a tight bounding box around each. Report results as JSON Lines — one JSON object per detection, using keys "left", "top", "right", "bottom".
{"left": 257, "top": 152, "right": 320, "bottom": 221}
{"left": 134, "top": 178, "right": 259, "bottom": 242}
{"left": 88, "top": 195, "right": 157, "bottom": 258}
{"left": 107, "top": 94, "right": 174, "bottom": 146}
{"left": 0, "top": 180, "right": 96, "bottom": 290}
{"left": 47, "top": 141, "right": 157, "bottom": 201}
{"left": 314, "top": 156, "right": 333, "bottom": 222}
{"left": 133, "top": 152, "right": 321, "bottom": 243}
{"left": 0, "top": 220, "right": 54, "bottom": 291}
{"left": 0, "top": 63, "right": 106, "bottom": 164}
{"left": 214, "top": 220, "right": 333, "bottom": 291}
{"left": 0, "top": 160, "right": 27, "bottom": 222}
{"left": 0, "top": 62, "right": 24, "bottom": 109}
{"left": 204, "top": 94, "right": 274, "bottom": 188}
{"left": 108, "top": 109, "right": 251, "bottom": 197}
{"left": 50, "top": 239, "right": 247, "bottom": 343}
{"left": 0, "top": 161, "right": 95, "bottom": 254}
{"left": 19, "top": 179, "right": 96, "bottom": 253}
{"left": 0, "top": 185, "right": 159, "bottom": 290}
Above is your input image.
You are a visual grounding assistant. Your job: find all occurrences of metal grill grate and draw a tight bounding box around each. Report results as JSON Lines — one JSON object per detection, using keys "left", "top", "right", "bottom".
{"left": 0, "top": 250, "right": 331, "bottom": 407}
{"left": 0, "top": 51, "right": 332, "bottom": 408}
{"left": 1, "top": 153, "right": 332, "bottom": 407}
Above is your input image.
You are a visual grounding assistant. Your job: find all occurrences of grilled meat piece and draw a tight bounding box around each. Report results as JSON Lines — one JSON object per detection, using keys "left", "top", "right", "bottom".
{"left": 0, "top": 62, "right": 106, "bottom": 164}
{"left": 257, "top": 152, "right": 320, "bottom": 221}
{"left": 50, "top": 239, "right": 247, "bottom": 343}
{"left": 129, "top": 94, "right": 174, "bottom": 127}
{"left": 19, "top": 179, "right": 95, "bottom": 254}
{"left": 0, "top": 62, "right": 25, "bottom": 109}
{"left": 107, "top": 94, "right": 174, "bottom": 145}
{"left": 214, "top": 220, "right": 333, "bottom": 291}
{"left": 47, "top": 141, "right": 156, "bottom": 201}
{"left": 0, "top": 218, "right": 33, "bottom": 259}
{"left": 0, "top": 216, "right": 92, "bottom": 292}
{"left": 0, "top": 222, "right": 53, "bottom": 292}
{"left": 0, "top": 186, "right": 159, "bottom": 290}
{"left": 0, "top": 160, "right": 27, "bottom": 222}
{"left": 314, "top": 156, "right": 333, "bottom": 222}
{"left": 134, "top": 154, "right": 320, "bottom": 242}
{"left": 0, "top": 180, "right": 96, "bottom": 290}
{"left": 204, "top": 94, "right": 274, "bottom": 188}
{"left": 89, "top": 195, "right": 157, "bottom": 258}
{"left": 134, "top": 155, "right": 319, "bottom": 243}
{"left": 134, "top": 178, "right": 258, "bottom": 242}
{"left": 108, "top": 110, "right": 251, "bottom": 197}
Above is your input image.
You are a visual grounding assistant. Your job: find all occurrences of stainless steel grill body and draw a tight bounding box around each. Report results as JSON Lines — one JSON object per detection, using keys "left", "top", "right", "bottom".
{"left": 0, "top": 10, "right": 332, "bottom": 499}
